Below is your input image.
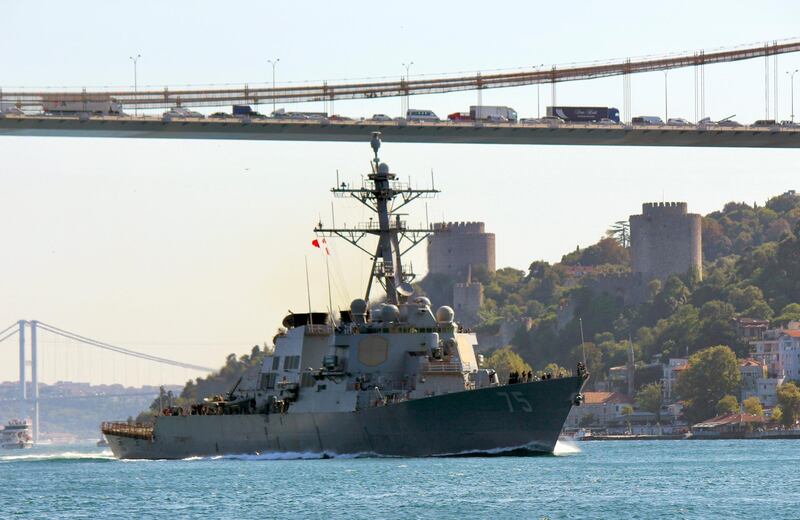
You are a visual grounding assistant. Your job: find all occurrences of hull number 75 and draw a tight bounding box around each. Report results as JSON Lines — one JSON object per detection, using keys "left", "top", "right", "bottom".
{"left": 497, "top": 391, "right": 533, "bottom": 412}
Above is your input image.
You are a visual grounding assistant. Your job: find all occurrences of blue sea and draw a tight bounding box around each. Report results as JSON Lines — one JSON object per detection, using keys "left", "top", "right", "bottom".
{"left": 2, "top": 440, "right": 799, "bottom": 519}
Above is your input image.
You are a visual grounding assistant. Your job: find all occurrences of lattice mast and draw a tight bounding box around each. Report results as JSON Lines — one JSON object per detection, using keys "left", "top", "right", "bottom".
{"left": 315, "top": 133, "right": 438, "bottom": 304}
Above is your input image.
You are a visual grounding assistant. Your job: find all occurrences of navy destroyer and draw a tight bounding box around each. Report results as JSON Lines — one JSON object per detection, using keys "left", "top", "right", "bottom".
{"left": 102, "top": 134, "right": 588, "bottom": 459}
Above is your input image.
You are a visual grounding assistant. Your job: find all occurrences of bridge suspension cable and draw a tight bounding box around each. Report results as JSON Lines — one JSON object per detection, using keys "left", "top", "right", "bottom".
{"left": 35, "top": 321, "right": 214, "bottom": 372}
{"left": 0, "top": 325, "right": 19, "bottom": 344}
{"left": 2, "top": 39, "right": 800, "bottom": 110}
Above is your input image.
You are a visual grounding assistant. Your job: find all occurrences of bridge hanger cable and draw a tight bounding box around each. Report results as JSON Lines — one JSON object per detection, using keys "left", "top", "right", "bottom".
{"left": 35, "top": 321, "right": 214, "bottom": 372}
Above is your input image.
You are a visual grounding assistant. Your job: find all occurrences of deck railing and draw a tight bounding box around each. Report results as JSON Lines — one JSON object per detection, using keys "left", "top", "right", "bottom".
{"left": 101, "top": 421, "right": 154, "bottom": 441}
{"left": 421, "top": 361, "right": 471, "bottom": 373}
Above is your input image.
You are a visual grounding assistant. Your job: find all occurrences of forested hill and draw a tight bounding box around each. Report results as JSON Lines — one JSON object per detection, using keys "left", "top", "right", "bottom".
{"left": 139, "top": 345, "right": 266, "bottom": 422}
{"left": 437, "top": 190, "right": 800, "bottom": 377}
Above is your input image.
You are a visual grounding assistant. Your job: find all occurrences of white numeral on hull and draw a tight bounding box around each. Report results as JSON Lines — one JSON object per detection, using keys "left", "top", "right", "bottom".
{"left": 497, "top": 391, "right": 532, "bottom": 412}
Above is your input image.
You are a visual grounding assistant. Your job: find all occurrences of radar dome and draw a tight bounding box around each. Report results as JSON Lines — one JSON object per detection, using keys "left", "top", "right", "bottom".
{"left": 378, "top": 162, "right": 390, "bottom": 174}
{"left": 414, "top": 296, "right": 432, "bottom": 308}
{"left": 350, "top": 299, "right": 368, "bottom": 315}
{"left": 435, "top": 306, "right": 455, "bottom": 324}
{"left": 381, "top": 304, "right": 400, "bottom": 323}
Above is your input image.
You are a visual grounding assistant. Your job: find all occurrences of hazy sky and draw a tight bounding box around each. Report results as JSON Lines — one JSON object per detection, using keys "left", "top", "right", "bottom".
{"left": 1, "top": 1, "right": 799, "bottom": 385}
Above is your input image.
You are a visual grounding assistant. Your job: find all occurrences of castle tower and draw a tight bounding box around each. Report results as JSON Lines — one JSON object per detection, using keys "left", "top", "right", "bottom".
{"left": 630, "top": 202, "right": 702, "bottom": 282}
{"left": 453, "top": 266, "right": 484, "bottom": 328}
{"left": 427, "top": 221, "right": 496, "bottom": 277}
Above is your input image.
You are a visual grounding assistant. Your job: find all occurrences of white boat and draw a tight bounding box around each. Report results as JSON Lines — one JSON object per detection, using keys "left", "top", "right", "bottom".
{"left": 1, "top": 419, "right": 34, "bottom": 449}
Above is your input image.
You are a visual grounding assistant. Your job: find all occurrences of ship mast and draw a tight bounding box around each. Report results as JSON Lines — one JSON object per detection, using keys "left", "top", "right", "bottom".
{"left": 315, "top": 133, "right": 438, "bottom": 304}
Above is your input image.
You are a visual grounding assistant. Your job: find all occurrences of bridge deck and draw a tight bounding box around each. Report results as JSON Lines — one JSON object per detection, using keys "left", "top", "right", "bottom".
{"left": 1, "top": 115, "right": 800, "bottom": 147}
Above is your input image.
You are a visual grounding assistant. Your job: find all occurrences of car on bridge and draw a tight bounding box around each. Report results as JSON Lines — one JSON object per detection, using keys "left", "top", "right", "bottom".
{"left": 162, "top": 107, "right": 204, "bottom": 120}
{"left": 632, "top": 116, "right": 664, "bottom": 125}
{"left": 667, "top": 118, "right": 692, "bottom": 126}
{"left": 406, "top": 109, "right": 439, "bottom": 122}
{"left": 369, "top": 114, "right": 392, "bottom": 122}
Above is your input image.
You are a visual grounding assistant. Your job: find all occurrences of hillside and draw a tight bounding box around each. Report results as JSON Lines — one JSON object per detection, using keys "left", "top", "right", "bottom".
{"left": 445, "top": 190, "right": 800, "bottom": 378}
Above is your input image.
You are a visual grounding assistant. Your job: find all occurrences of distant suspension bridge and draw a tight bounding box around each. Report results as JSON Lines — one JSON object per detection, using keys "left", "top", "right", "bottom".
{"left": 0, "top": 320, "right": 215, "bottom": 441}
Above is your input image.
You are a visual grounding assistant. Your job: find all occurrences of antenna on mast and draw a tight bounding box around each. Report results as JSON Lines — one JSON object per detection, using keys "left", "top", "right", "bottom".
{"left": 314, "top": 134, "right": 439, "bottom": 304}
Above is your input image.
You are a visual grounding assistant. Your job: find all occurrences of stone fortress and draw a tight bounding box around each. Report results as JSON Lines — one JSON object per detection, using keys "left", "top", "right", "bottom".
{"left": 427, "top": 222, "right": 495, "bottom": 328}
{"left": 427, "top": 221, "right": 496, "bottom": 277}
{"left": 589, "top": 201, "right": 703, "bottom": 309}
{"left": 630, "top": 202, "right": 703, "bottom": 282}
{"left": 423, "top": 203, "right": 702, "bottom": 330}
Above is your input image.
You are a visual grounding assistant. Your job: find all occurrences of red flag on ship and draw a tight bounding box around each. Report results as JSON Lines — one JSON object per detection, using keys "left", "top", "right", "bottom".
{"left": 312, "top": 238, "right": 330, "bottom": 255}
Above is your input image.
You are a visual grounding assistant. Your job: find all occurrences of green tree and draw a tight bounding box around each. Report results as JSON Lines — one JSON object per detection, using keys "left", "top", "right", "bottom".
{"left": 776, "top": 382, "right": 800, "bottom": 427}
{"left": 635, "top": 383, "right": 664, "bottom": 422}
{"left": 774, "top": 303, "right": 800, "bottom": 326}
{"left": 743, "top": 396, "right": 764, "bottom": 416}
{"left": 621, "top": 404, "right": 634, "bottom": 432}
{"left": 675, "top": 345, "right": 742, "bottom": 424}
{"left": 716, "top": 395, "right": 740, "bottom": 415}
{"left": 483, "top": 346, "right": 532, "bottom": 384}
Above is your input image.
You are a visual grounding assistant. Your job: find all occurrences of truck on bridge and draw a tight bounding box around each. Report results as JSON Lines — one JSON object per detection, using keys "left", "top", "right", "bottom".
{"left": 447, "top": 106, "right": 518, "bottom": 122}
{"left": 42, "top": 99, "right": 124, "bottom": 116}
{"left": 547, "top": 106, "right": 620, "bottom": 123}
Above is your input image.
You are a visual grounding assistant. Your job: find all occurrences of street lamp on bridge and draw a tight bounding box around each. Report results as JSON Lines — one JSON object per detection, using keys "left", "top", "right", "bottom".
{"left": 533, "top": 64, "right": 544, "bottom": 118}
{"left": 268, "top": 58, "right": 280, "bottom": 114}
{"left": 129, "top": 54, "right": 141, "bottom": 117}
{"left": 788, "top": 69, "right": 799, "bottom": 123}
{"left": 402, "top": 61, "right": 414, "bottom": 117}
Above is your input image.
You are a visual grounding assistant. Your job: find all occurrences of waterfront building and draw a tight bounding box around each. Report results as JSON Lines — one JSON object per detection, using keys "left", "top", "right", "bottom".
{"left": 751, "top": 322, "right": 800, "bottom": 389}
{"left": 739, "top": 359, "right": 768, "bottom": 403}
{"left": 732, "top": 317, "right": 769, "bottom": 342}
{"left": 565, "top": 391, "right": 630, "bottom": 429}
{"left": 662, "top": 358, "right": 688, "bottom": 401}
{"left": 692, "top": 413, "right": 766, "bottom": 438}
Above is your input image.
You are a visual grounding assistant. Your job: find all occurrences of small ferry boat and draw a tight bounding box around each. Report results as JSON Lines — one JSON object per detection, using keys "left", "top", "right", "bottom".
{"left": 1, "top": 419, "right": 34, "bottom": 449}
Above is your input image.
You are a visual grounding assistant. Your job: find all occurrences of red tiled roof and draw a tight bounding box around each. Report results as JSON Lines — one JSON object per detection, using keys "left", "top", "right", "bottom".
{"left": 739, "top": 358, "right": 765, "bottom": 367}
{"left": 582, "top": 391, "right": 629, "bottom": 405}
{"left": 782, "top": 330, "right": 800, "bottom": 338}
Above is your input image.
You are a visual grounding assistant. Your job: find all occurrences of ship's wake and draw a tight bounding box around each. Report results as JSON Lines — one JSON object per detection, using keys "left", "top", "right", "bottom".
{"left": 168, "top": 441, "right": 582, "bottom": 462}
{"left": 0, "top": 450, "right": 116, "bottom": 464}
{"left": 197, "top": 451, "right": 384, "bottom": 461}
{"left": 553, "top": 439, "right": 582, "bottom": 456}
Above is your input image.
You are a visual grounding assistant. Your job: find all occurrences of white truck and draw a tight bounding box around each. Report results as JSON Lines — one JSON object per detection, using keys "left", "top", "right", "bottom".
{"left": 42, "top": 100, "right": 124, "bottom": 115}
{"left": 470, "top": 105, "right": 518, "bottom": 122}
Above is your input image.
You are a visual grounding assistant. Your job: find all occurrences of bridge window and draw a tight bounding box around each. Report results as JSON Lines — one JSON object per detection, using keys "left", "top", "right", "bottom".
{"left": 260, "top": 373, "right": 277, "bottom": 390}
{"left": 272, "top": 357, "right": 281, "bottom": 370}
{"left": 283, "top": 355, "right": 300, "bottom": 371}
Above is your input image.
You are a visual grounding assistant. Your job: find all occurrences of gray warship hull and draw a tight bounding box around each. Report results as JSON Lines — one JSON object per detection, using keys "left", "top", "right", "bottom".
{"left": 106, "top": 376, "right": 585, "bottom": 459}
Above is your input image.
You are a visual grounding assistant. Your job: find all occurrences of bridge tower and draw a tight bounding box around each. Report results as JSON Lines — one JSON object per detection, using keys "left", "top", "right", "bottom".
{"left": 30, "top": 320, "right": 39, "bottom": 442}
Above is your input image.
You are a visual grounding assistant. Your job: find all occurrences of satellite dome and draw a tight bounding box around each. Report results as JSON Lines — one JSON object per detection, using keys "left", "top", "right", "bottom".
{"left": 414, "top": 296, "right": 432, "bottom": 308}
{"left": 350, "top": 298, "right": 368, "bottom": 315}
{"left": 435, "top": 306, "right": 455, "bottom": 324}
{"left": 378, "top": 162, "right": 390, "bottom": 174}
{"left": 381, "top": 304, "right": 400, "bottom": 323}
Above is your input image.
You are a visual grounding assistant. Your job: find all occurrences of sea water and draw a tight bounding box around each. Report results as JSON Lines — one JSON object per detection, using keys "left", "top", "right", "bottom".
{"left": 1, "top": 440, "right": 798, "bottom": 519}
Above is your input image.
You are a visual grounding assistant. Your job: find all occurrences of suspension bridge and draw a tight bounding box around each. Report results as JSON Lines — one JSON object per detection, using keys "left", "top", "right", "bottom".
{"left": 0, "top": 320, "right": 215, "bottom": 441}
{"left": 2, "top": 38, "right": 800, "bottom": 147}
